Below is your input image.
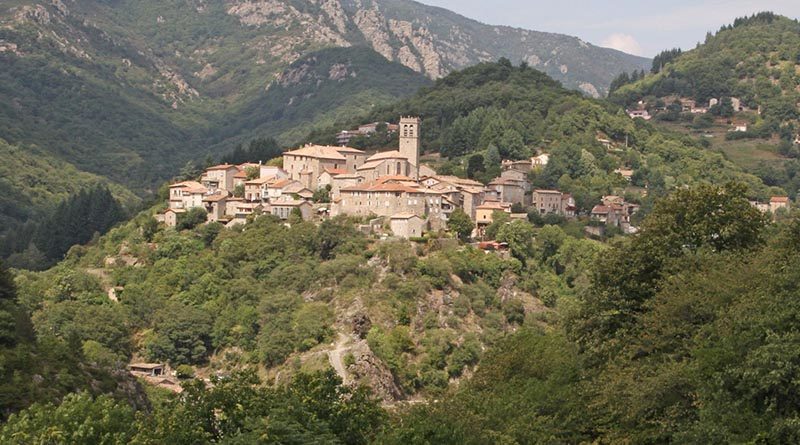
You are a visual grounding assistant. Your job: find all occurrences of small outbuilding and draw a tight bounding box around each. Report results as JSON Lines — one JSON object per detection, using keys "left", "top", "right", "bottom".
{"left": 390, "top": 213, "right": 425, "bottom": 239}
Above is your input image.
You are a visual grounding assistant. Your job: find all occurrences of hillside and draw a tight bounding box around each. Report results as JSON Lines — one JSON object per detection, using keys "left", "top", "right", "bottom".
{"left": 609, "top": 12, "right": 800, "bottom": 200}
{"left": 612, "top": 12, "right": 800, "bottom": 114}
{"left": 6, "top": 181, "right": 800, "bottom": 442}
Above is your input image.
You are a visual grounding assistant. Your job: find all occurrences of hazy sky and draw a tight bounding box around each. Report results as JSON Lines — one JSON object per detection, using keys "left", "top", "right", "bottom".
{"left": 418, "top": 0, "right": 800, "bottom": 57}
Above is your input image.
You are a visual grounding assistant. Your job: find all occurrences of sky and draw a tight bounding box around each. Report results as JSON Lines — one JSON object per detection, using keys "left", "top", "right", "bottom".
{"left": 418, "top": 0, "right": 800, "bottom": 57}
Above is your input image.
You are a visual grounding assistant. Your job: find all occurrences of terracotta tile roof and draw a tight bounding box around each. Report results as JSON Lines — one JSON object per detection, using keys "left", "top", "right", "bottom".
{"left": 356, "top": 160, "right": 386, "bottom": 171}
{"left": 164, "top": 208, "right": 187, "bottom": 214}
{"left": 534, "top": 189, "right": 562, "bottom": 195}
{"left": 477, "top": 201, "right": 512, "bottom": 210}
{"left": 284, "top": 144, "right": 347, "bottom": 161}
{"left": 365, "top": 150, "right": 408, "bottom": 162}
{"left": 282, "top": 183, "right": 311, "bottom": 194}
{"left": 269, "top": 179, "right": 294, "bottom": 189}
{"left": 390, "top": 213, "right": 422, "bottom": 220}
{"left": 432, "top": 175, "right": 484, "bottom": 188}
{"left": 332, "top": 173, "right": 363, "bottom": 179}
{"left": 489, "top": 177, "right": 525, "bottom": 186}
{"left": 169, "top": 181, "right": 204, "bottom": 189}
{"left": 324, "top": 167, "right": 348, "bottom": 175}
{"left": 591, "top": 205, "right": 610, "bottom": 214}
{"left": 245, "top": 176, "right": 276, "bottom": 185}
{"left": 334, "top": 146, "right": 366, "bottom": 154}
{"left": 205, "top": 164, "right": 237, "bottom": 171}
{"left": 203, "top": 193, "right": 229, "bottom": 202}
{"left": 771, "top": 196, "right": 790, "bottom": 203}
{"left": 234, "top": 170, "right": 248, "bottom": 179}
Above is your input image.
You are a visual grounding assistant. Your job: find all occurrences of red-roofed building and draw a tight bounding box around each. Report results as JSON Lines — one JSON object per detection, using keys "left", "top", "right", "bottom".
{"left": 770, "top": 196, "right": 791, "bottom": 214}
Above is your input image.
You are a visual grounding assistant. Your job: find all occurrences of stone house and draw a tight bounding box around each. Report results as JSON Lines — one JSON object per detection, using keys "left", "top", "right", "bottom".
{"left": 531, "top": 153, "right": 550, "bottom": 167}
{"left": 244, "top": 176, "right": 274, "bottom": 202}
{"left": 233, "top": 169, "right": 248, "bottom": 189}
{"left": 390, "top": 213, "right": 426, "bottom": 239}
{"left": 203, "top": 193, "right": 229, "bottom": 223}
{"left": 488, "top": 177, "right": 528, "bottom": 206}
{"left": 281, "top": 181, "right": 314, "bottom": 200}
{"left": 168, "top": 181, "right": 207, "bottom": 210}
{"left": 330, "top": 173, "right": 364, "bottom": 197}
{"left": 318, "top": 167, "right": 348, "bottom": 189}
{"left": 475, "top": 200, "right": 512, "bottom": 228}
{"left": 614, "top": 168, "right": 634, "bottom": 181}
{"left": 502, "top": 159, "right": 532, "bottom": 172}
{"left": 333, "top": 182, "right": 445, "bottom": 229}
{"left": 356, "top": 151, "right": 415, "bottom": 182}
{"left": 532, "top": 190, "right": 571, "bottom": 216}
{"left": 201, "top": 164, "right": 238, "bottom": 192}
{"left": 770, "top": 196, "right": 790, "bottom": 213}
{"left": 163, "top": 208, "right": 186, "bottom": 228}
{"left": 270, "top": 199, "right": 313, "bottom": 220}
{"left": 259, "top": 166, "right": 289, "bottom": 181}
{"left": 283, "top": 145, "right": 365, "bottom": 189}
{"left": 591, "top": 196, "right": 640, "bottom": 230}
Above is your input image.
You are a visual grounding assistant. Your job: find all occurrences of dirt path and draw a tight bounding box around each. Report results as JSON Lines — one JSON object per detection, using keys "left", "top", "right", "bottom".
{"left": 327, "top": 332, "right": 351, "bottom": 385}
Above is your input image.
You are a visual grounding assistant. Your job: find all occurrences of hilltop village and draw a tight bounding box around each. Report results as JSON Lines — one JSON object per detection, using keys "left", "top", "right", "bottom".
{"left": 161, "top": 116, "right": 598, "bottom": 238}
{"left": 160, "top": 115, "right": 791, "bottom": 239}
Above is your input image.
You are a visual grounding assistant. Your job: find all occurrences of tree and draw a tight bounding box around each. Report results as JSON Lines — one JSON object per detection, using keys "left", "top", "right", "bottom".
{"left": 574, "top": 182, "right": 768, "bottom": 353}
{"left": 141, "top": 216, "right": 159, "bottom": 242}
{"left": 483, "top": 144, "right": 502, "bottom": 180}
{"left": 147, "top": 302, "right": 212, "bottom": 365}
{"left": 484, "top": 211, "right": 510, "bottom": 240}
{"left": 245, "top": 166, "right": 260, "bottom": 180}
{"left": 0, "top": 261, "right": 14, "bottom": 303}
{"left": 466, "top": 154, "right": 484, "bottom": 179}
{"left": 31, "top": 185, "right": 125, "bottom": 266}
{"left": 496, "top": 220, "right": 536, "bottom": 262}
{"left": 0, "top": 393, "right": 137, "bottom": 444}
{"left": 176, "top": 207, "right": 207, "bottom": 231}
{"left": 313, "top": 186, "right": 331, "bottom": 203}
{"left": 448, "top": 209, "right": 474, "bottom": 242}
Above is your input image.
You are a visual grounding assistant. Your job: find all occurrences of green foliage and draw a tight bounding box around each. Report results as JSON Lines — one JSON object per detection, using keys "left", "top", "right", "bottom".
{"left": 496, "top": 220, "right": 536, "bottom": 262}
{"left": 574, "top": 183, "right": 767, "bottom": 353}
{"left": 175, "top": 207, "right": 207, "bottom": 231}
{"left": 221, "top": 138, "right": 282, "bottom": 165}
{"left": 447, "top": 209, "right": 474, "bottom": 242}
{"left": 146, "top": 301, "right": 212, "bottom": 365}
{"left": 0, "top": 393, "right": 137, "bottom": 445}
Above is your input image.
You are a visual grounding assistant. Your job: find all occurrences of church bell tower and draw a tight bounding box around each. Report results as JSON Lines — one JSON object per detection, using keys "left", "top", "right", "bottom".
{"left": 399, "top": 116, "right": 421, "bottom": 178}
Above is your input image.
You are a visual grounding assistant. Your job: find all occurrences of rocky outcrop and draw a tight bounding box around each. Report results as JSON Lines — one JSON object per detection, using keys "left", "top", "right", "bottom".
{"left": 348, "top": 339, "right": 404, "bottom": 401}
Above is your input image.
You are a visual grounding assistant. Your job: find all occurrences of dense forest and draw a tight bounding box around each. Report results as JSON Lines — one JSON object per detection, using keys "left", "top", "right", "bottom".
{"left": 3, "top": 181, "right": 800, "bottom": 443}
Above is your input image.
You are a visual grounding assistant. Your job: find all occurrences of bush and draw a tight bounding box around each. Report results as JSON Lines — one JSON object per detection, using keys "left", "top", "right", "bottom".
{"left": 176, "top": 207, "right": 207, "bottom": 231}
{"left": 175, "top": 364, "right": 195, "bottom": 379}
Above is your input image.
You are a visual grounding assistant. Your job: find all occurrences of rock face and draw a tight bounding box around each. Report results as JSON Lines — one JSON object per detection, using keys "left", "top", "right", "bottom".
{"left": 348, "top": 339, "right": 403, "bottom": 401}
{"left": 220, "top": 0, "right": 649, "bottom": 95}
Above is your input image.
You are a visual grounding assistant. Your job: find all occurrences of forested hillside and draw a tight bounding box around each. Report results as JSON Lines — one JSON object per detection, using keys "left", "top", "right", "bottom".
{"left": 4, "top": 181, "right": 800, "bottom": 443}
{"left": 609, "top": 12, "right": 800, "bottom": 209}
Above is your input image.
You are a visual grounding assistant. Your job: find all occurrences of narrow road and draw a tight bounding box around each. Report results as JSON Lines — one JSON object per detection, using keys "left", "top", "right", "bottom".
{"left": 327, "top": 333, "right": 351, "bottom": 385}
